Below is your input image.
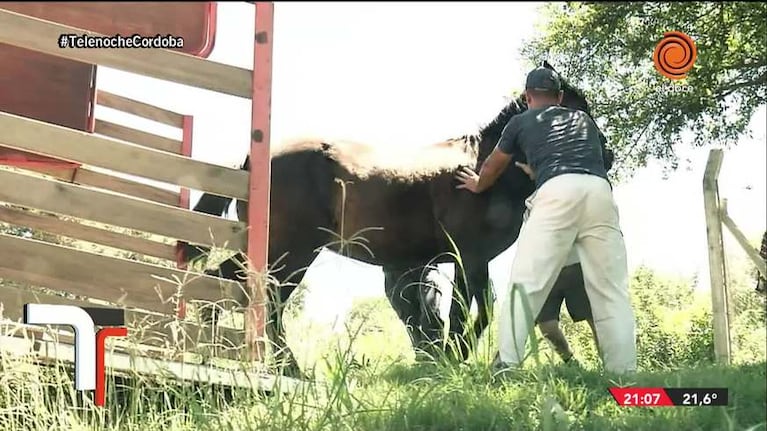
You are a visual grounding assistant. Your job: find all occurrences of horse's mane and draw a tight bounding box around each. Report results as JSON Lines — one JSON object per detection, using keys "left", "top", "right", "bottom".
{"left": 478, "top": 95, "right": 528, "bottom": 144}
{"left": 475, "top": 77, "right": 589, "bottom": 143}
{"left": 471, "top": 77, "right": 590, "bottom": 163}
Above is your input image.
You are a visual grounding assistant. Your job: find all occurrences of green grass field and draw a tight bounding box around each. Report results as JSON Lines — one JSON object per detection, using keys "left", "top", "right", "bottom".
{"left": 1, "top": 258, "right": 765, "bottom": 431}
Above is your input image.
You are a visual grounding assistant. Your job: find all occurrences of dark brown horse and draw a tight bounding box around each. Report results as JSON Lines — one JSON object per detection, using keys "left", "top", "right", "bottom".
{"left": 181, "top": 63, "right": 612, "bottom": 377}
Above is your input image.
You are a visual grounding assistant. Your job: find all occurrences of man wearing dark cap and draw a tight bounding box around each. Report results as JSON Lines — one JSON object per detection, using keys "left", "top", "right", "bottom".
{"left": 455, "top": 66, "right": 637, "bottom": 375}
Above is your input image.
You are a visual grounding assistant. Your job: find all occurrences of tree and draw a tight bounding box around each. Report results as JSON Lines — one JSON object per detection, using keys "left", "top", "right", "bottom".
{"left": 521, "top": 2, "right": 766, "bottom": 179}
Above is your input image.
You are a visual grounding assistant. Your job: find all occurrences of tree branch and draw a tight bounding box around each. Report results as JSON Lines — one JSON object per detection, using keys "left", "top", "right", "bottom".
{"left": 724, "top": 59, "right": 767, "bottom": 70}
{"left": 622, "top": 118, "right": 654, "bottom": 162}
{"left": 691, "top": 3, "right": 719, "bottom": 23}
{"left": 715, "top": 72, "right": 767, "bottom": 100}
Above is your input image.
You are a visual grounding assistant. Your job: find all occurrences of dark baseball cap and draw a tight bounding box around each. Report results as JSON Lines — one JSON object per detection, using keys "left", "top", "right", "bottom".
{"left": 525, "top": 67, "right": 562, "bottom": 92}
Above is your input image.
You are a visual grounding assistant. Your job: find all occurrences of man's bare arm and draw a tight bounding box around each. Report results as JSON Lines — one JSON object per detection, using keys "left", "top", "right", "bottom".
{"left": 455, "top": 148, "right": 513, "bottom": 193}
{"left": 476, "top": 148, "right": 513, "bottom": 192}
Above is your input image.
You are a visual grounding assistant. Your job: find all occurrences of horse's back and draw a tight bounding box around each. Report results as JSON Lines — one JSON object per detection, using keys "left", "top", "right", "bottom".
{"left": 276, "top": 137, "right": 471, "bottom": 182}
{"left": 268, "top": 138, "right": 468, "bottom": 266}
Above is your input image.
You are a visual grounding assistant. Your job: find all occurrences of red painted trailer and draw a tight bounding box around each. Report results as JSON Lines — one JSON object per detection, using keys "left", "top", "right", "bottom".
{"left": 0, "top": 3, "right": 275, "bottom": 360}
{"left": 0, "top": 2, "right": 217, "bottom": 177}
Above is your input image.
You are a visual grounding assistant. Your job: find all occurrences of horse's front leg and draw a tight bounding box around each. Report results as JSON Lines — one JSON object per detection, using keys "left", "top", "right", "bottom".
{"left": 383, "top": 266, "right": 423, "bottom": 350}
{"left": 445, "top": 257, "right": 492, "bottom": 362}
{"left": 446, "top": 257, "right": 472, "bottom": 362}
{"left": 465, "top": 259, "right": 492, "bottom": 352}
{"left": 264, "top": 281, "right": 306, "bottom": 379}
{"left": 384, "top": 265, "right": 446, "bottom": 360}
{"left": 383, "top": 266, "right": 418, "bottom": 347}
{"left": 416, "top": 268, "right": 445, "bottom": 359}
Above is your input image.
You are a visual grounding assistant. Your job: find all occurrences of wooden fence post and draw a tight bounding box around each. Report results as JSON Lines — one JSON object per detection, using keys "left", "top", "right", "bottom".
{"left": 702, "top": 149, "right": 731, "bottom": 365}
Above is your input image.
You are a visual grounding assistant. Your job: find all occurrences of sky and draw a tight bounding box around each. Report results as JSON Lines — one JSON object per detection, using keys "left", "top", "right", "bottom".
{"left": 94, "top": 2, "right": 766, "bottom": 327}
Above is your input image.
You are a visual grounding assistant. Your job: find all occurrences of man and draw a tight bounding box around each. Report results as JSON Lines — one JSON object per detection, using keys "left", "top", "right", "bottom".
{"left": 521, "top": 179, "right": 602, "bottom": 367}
{"left": 536, "top": 263, "right": 601, "bottom": 366}
{"left": 455, "top": 66, "right": 636, "bottom": 375}
{"left": 516, "top": 143, "right": 605, "bottom": 367}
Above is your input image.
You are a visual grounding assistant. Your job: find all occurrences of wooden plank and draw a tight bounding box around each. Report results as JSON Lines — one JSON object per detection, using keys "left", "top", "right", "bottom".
{"left": 6, "top": 164, "right": 181, "bottom": 207}
{"left": 73, "top": 168, "right": 181, "bottom": 207}
{"left": 0, "top": 111, "right": 250, "bottom": 201}
{"left": 0, "top": 336, "right": 306, "bottom": 394}
{"left": 0, "top": 205, "right": 177, "bottom": 261}
{"left": 0, "top": 9, "right": 252, "bottom": 99}
{"left": 702, "top": 148, "right": 731, "bottom": 365}
{"left": 0, "top": 233, "right": 247, "bottom": 316}
{"left": 720, "top": 199, "right": 767, "bottom": 279}
{"left": 95, "top": 119, "right": 182, "bottom": 154}
{"left": 97, "top": 90, "right": 184, "bottom": 128}
{"left": 0, "top": 165, "right": 247, "bottom": 251}
{"left": 0, "top": 284, "right": 244, "bottom": 358}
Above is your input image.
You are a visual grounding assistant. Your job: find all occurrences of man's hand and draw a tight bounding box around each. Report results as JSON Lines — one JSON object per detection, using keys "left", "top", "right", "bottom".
{"left": 515, "top": 161, "right": 535, "bottom": 180}
{"left": 455, "top": 166, "right": 481, "bottom": 193}
{"left": 455, "top": 148, "right": 513, "bottom": 194}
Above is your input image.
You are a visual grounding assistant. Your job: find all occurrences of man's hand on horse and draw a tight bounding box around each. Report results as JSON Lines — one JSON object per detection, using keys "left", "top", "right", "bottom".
{"left": 455, "top": 166, "right": 481, "bottom": 193}
{"left": 515, "top": 161, "right": 535, "bottom": 180}
{"left": 456, "top": 148, "right": 512, "bottom": 194}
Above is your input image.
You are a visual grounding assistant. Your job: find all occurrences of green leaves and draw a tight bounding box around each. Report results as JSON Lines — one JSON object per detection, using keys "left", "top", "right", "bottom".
{"left": 522, "top": 2, "right": 767, "bottom": 181}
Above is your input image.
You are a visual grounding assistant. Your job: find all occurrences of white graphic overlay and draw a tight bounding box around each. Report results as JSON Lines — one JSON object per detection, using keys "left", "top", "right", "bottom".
{"left": 24, "top": 304, "right": 96, "bottom": 390}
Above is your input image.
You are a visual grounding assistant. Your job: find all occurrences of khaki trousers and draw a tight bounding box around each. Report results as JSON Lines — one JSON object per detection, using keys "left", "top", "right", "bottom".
{"left": 497, "top": 173, "right": 637, "bottom": 374}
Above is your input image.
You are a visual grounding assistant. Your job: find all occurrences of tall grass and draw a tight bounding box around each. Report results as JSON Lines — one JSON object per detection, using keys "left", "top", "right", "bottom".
{"left": 2, "top": 259, "right": 765, "bottom": 430}
{"left": 0, "top": 204, "right": 765, "bottom": 430}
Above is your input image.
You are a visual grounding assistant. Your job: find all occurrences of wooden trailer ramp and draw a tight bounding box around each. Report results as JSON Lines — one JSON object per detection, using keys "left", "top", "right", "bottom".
{"left": 0, "top": 110, "right": 252, "bottom": 362}
{"left": 0, "top": 283, "right": 305, "bottom": 395}
{"left": 0, "top": 320, "right": 305, "bottom": 396}
{"left": 14, "top": 88, "right": 193, "bottom": 209}
{"left": 2, "top": 87, "right": 197, "bottom": 263}
{"left": 0, "top": 3, "right": 276, "bottom": 387}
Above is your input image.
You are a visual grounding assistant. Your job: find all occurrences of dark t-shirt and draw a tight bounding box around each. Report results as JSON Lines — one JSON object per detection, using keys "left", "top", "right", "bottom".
{"left": 497, "top": 105, "right": 609, "bottom": 189}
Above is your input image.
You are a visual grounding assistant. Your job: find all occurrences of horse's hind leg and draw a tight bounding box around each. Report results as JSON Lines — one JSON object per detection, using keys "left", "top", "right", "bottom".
{"left": 197, "top": 252, "right": 306, "bottom": 379}
{"left": 263, "top": 249, "right": 319, "bottom": 380}
{"left": 265, "top": 280, "right": 302, "bottom": 378}
{"left": 197, "top": 254, "right": 249, "bottom": 363}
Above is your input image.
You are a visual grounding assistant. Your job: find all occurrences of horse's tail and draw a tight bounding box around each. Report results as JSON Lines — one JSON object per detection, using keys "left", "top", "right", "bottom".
{"left": 194, "top": 192, "right": 234, "bottom": 217}
{"left": 179, "top": 192, "right": 235, "bottom": 263}
{"left": 194, "top": 153, "right": 248, "bottom": 217}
